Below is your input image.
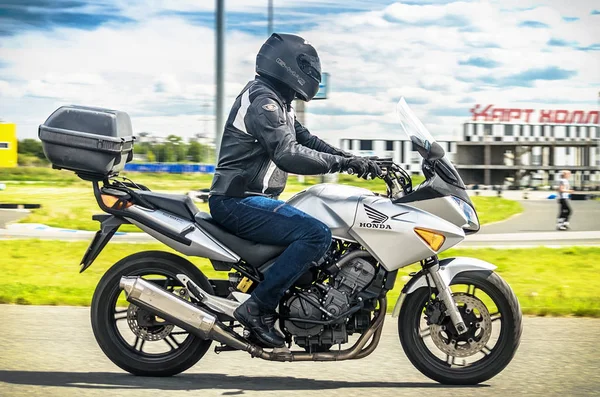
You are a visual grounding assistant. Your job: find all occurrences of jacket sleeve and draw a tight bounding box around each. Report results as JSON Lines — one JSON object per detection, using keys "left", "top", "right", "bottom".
{"left": 294, "top": 119, "right": 351, "bottom": 157}
{"left": 246, "top": 97, "right": 347, "bottom": 175}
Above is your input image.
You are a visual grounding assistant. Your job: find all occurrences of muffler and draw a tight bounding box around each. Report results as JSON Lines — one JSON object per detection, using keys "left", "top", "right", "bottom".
{"left": 119, "top": 276, "right": 260, "bottom": 355}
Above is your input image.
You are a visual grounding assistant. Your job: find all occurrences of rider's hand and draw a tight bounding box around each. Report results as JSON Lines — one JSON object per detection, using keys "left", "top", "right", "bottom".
{"left": 337, "top": 150, "right": 355, "bottom": 158}
{"left": 342, "top": 157, "right": 383, "bottom": 180}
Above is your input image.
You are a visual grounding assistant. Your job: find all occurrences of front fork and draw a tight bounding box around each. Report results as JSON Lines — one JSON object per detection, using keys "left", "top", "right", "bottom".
{"left": 422, "top": 257, "right": 468, "bottom": 335}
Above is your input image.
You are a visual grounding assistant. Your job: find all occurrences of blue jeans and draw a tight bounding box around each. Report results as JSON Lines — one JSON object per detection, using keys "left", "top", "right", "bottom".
{"left": 209, "top": 195, "right": 332, "bottom": 311}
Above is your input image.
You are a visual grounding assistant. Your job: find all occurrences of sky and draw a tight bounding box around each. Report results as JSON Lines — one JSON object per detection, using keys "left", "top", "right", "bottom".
{"left": 0, "top": 0, "right": 599, "bottom": 142}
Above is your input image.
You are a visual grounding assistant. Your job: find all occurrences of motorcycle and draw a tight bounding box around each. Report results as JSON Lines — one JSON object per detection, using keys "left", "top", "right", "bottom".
{"left": 42, "top": 98, "right": 522, "bottom": 385}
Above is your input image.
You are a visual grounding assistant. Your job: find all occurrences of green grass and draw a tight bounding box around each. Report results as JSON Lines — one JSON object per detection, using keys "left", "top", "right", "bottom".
{"left": 471, "top": 196, "right": 523, "bottom": 225}
{"left": 0, "top": 241, "right": 597, "bottom": 317}
{"left": 1, "top": 167, "right": 515, "bottom": 230}
{"left": 0, "top": 166, "right": 424, "bottom": 191}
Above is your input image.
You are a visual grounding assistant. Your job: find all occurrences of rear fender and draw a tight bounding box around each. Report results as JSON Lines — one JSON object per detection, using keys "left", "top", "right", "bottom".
{"left": 80, "top": 214, "right": 130, "bottom": 273}
{"left": 391, "top": 257, "right": 496, "bottom": 317}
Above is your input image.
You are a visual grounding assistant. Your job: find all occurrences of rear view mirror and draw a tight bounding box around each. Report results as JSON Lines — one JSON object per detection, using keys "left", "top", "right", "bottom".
{"left": 428, "top": 142, "right": 445, "bottom": 161}
{"left": 410, "top": 136, "right": 445, "bottom": 161}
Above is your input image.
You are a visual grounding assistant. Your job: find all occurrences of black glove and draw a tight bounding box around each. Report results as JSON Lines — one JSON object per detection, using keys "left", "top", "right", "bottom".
{"left": 342, "top": 157, "right": 383, "bottom": 180}
{"left": 336, "top": 149, "right": 355, "bottom": 158}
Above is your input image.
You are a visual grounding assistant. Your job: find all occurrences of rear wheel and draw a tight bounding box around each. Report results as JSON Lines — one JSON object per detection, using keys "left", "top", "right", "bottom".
{"left": 398, "top": 271, "right": 522, "bottom": 385}
{"left": 91, "top": 251, "right": 214, "bottom": 376}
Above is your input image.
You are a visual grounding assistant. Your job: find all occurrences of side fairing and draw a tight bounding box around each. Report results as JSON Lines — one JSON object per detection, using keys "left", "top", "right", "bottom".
{"left": 286, "top": 184, "right": 373, "bottom": 241}
{"left": 350, "top": 196, "right": 465, "bottom": 271}
{"left": 404, "top": 196, "right": 469, "bottom": 229}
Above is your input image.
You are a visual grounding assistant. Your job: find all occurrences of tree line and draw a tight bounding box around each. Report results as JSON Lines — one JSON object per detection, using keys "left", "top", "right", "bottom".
{"left": 17, "top": 135, "right": 215, "bottom": 166}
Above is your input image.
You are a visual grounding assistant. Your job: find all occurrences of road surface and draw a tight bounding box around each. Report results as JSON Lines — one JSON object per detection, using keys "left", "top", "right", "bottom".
{"left": 480, "top": 200, "right": 600, "bottom": 234}
{"left": 0, "top": 305, "right": 598, "bottom": 397}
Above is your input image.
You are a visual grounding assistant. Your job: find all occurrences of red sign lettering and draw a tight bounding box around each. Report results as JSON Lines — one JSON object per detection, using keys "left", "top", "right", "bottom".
{"left": 539, "top": 110, "right": 553, "bottom": 123}
{"left": 469, "top": 105, "right": 598, "bottom": 124}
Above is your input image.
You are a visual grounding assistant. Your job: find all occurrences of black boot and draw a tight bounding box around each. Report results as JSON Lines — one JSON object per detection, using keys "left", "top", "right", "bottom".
{"left": 234, "top": 298, "right": 285, "bottom": 348}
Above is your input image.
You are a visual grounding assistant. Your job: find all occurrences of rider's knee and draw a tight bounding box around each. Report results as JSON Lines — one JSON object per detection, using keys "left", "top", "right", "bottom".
{"left": 304, "top": 219, "right": 331, "bottom": 251}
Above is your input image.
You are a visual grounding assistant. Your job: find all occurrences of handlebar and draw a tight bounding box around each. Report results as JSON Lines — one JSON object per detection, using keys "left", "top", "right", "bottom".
{"left": 344, "top": 157, "right": 412, "bottom": 198}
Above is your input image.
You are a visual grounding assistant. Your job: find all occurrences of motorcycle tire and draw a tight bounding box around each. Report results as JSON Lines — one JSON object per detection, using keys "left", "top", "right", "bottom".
{"left": 91, "top": 250, "right": 214, "bottom": 376}
{"left": 398, "top": 270, "right": 522, "bottom": 385}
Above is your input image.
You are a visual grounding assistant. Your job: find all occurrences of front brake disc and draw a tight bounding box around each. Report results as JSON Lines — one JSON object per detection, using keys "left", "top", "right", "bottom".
{"left": 429, "top": 293, "right": 493, "bottom": 358}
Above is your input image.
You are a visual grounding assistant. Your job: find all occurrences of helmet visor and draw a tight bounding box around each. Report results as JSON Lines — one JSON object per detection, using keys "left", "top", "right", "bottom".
{"left": 297, "top": 54, "right": 321, "bottom": 83}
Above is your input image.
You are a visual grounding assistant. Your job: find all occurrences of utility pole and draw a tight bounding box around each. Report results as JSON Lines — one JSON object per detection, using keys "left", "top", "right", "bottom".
{"left": 268, "top": 0, "right": 274, "bottom": 35}
{"left": 215, "top": 0, "right": 225, "bottom": 160}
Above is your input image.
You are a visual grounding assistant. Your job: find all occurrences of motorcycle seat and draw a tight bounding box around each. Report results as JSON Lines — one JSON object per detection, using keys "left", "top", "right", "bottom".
{"left": 194, "top": 212, "right": 287, "bottom": 267}
{"left": 135, "top": 191, "right": 198, "bottom": 220}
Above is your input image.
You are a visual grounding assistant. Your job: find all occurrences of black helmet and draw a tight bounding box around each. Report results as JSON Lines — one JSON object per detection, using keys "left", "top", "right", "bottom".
{"left": 256, "top": 33, "right": 322, "bottom": 102}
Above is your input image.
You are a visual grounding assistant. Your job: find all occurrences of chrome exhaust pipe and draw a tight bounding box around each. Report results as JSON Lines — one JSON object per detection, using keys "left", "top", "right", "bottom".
{"left": 119, "top": 276, "right": 260, "bottom": 354}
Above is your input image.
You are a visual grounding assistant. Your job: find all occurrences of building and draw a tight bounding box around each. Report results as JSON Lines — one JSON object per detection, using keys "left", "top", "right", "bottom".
{"left": 296, "top": 99, "right": 456, "bottom": 176}
{"left": 339, "top": 138, "right": 456, "bottom": 175}
{"left": 457, "top": 105, "right": 599, "bottom": 188}
{"left": 325, "top": 104, "right": 599, "bottom": 189}
{"left": 0, "top": 123, "right": 17, "bottom": 168}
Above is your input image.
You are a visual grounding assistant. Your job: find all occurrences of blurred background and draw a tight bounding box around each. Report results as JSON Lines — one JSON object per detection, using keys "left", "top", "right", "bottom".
{"left": 1, "top": 0, "right": 599, "bottom": 188}
{"left": 0, "top": 1, "right": 599, "bottom": 395}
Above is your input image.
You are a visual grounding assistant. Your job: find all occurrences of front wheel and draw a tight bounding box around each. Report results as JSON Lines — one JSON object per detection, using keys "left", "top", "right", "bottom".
{"left": 91, "top": 251, "right": 214, "bottom": 376}
{"left": 398, "top": 270, "right": 522, "bottom": 385}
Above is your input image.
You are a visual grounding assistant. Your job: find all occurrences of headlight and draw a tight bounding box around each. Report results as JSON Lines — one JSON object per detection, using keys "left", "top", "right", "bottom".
{"left": 451, "top": 196, "right": 480, "bottom": 232}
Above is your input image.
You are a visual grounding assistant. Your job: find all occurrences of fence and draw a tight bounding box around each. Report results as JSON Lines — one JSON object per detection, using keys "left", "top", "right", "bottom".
{"left": 124, "top": 163, "right": 216, "bottom": 173}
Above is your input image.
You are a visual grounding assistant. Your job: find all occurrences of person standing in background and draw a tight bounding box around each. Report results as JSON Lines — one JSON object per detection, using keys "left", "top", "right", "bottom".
{"left": 557, "top": 170, "right": 573, "bottom": 231}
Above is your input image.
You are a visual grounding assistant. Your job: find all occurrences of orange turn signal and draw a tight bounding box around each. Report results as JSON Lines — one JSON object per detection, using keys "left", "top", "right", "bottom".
{"left": 414, "top": 228, "right": 446, "bottom": 251}
{"left": 101, "top": 194, "right": 132, "bottom": 209}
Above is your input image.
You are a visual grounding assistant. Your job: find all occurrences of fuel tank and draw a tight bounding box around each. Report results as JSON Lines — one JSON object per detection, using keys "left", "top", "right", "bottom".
{"left": 286, "top": 184, "right": 373, "bottom": 241}
{"left": 287, "top": 184, "right": 465, "bottom": 271}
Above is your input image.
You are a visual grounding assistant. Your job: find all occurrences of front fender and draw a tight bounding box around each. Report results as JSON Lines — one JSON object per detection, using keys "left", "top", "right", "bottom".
{"left": 391, "top": 257, "right": 496, "bottom": 318}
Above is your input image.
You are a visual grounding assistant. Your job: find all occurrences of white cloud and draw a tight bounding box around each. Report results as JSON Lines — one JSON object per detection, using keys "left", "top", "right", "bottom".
{"left": 0, "top": 0, "right": 598, "bottom": 143}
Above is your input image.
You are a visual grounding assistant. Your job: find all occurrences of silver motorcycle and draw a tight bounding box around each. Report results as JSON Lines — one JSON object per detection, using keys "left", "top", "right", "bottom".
{"left": 80, "top": 98, "right": 521, "bottom": 385}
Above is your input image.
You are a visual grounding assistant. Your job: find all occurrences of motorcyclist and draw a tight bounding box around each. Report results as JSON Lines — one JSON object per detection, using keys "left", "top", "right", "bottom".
{"left": 209, "top": 33, "right": 381, "bottom": 348}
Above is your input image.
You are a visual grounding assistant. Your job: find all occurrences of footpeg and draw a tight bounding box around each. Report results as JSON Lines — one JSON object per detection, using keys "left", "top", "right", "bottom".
{"left": 215, "top": 345, "right": 239, "bottom": 354}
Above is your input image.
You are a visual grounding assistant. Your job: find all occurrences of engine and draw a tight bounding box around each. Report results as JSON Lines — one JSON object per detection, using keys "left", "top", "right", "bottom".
{"left": 282, "top": 256, "right": 377, "bottom": 351}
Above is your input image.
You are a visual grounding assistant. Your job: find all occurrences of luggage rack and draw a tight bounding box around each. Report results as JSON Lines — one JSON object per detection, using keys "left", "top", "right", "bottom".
{"left": 91, "top": 177, "right": 194, "bottom": 247}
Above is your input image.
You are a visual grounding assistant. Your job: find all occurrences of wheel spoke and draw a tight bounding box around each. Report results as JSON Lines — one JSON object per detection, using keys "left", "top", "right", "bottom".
{"left": 132, "top": 336, "right": 141, "bottom": 350}
{"left": 467, "top": 284, "right": 477, "bottom": 296}
{"left": 165, "top": 277, "right": 174, "bottom": 292}
{"left": 164, "top": 335, "right": 180, "bottom": 350}
{"left": 481, "top": 345, "right": 493, "bottom": 356}
{"left": 490, "top": 312, "right": 502, "bottom": 322}
{"left": 114, "top": 309, "right": 128, "bottom": 321}
{"left": 446, "top": 354, "right": 455, "bottom": 366}
{"left": 134, "top": 338, "right": 145, "bottom": 352}
{"left": 419, "top": 327, "right": 431, "bottom": 339}
{"left": 170, "top": 331, "right": 190, "bottom": 336}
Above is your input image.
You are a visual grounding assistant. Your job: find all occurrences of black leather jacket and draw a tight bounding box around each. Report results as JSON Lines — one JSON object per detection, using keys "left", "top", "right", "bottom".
{"left": 210, "top": 76, "right": 350, "bottom": 198}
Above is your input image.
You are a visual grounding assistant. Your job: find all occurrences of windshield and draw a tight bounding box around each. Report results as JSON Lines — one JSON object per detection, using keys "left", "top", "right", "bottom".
{"left": 395, "top": 97, "right": 465, "bottom": 189}
{"left": 396, "top": 97, "right": 438, "bottom": 154}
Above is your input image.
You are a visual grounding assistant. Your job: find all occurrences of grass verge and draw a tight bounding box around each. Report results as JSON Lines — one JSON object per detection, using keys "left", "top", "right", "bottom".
{"left": 0, "top": 241, "right": 597, "bottom": 317}
{"left": 1, "top": 171, "right": 517, "bottom": 230}
{"left": 471, "top": 196, "right": 523, "bottom": 225}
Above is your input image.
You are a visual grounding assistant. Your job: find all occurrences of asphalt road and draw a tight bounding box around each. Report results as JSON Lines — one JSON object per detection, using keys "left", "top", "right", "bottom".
{"left": 0, "top": 305, "right": 599, "bottom": 397}
{"left": 480, "top": 200, "right": 600, "bottom": 234}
